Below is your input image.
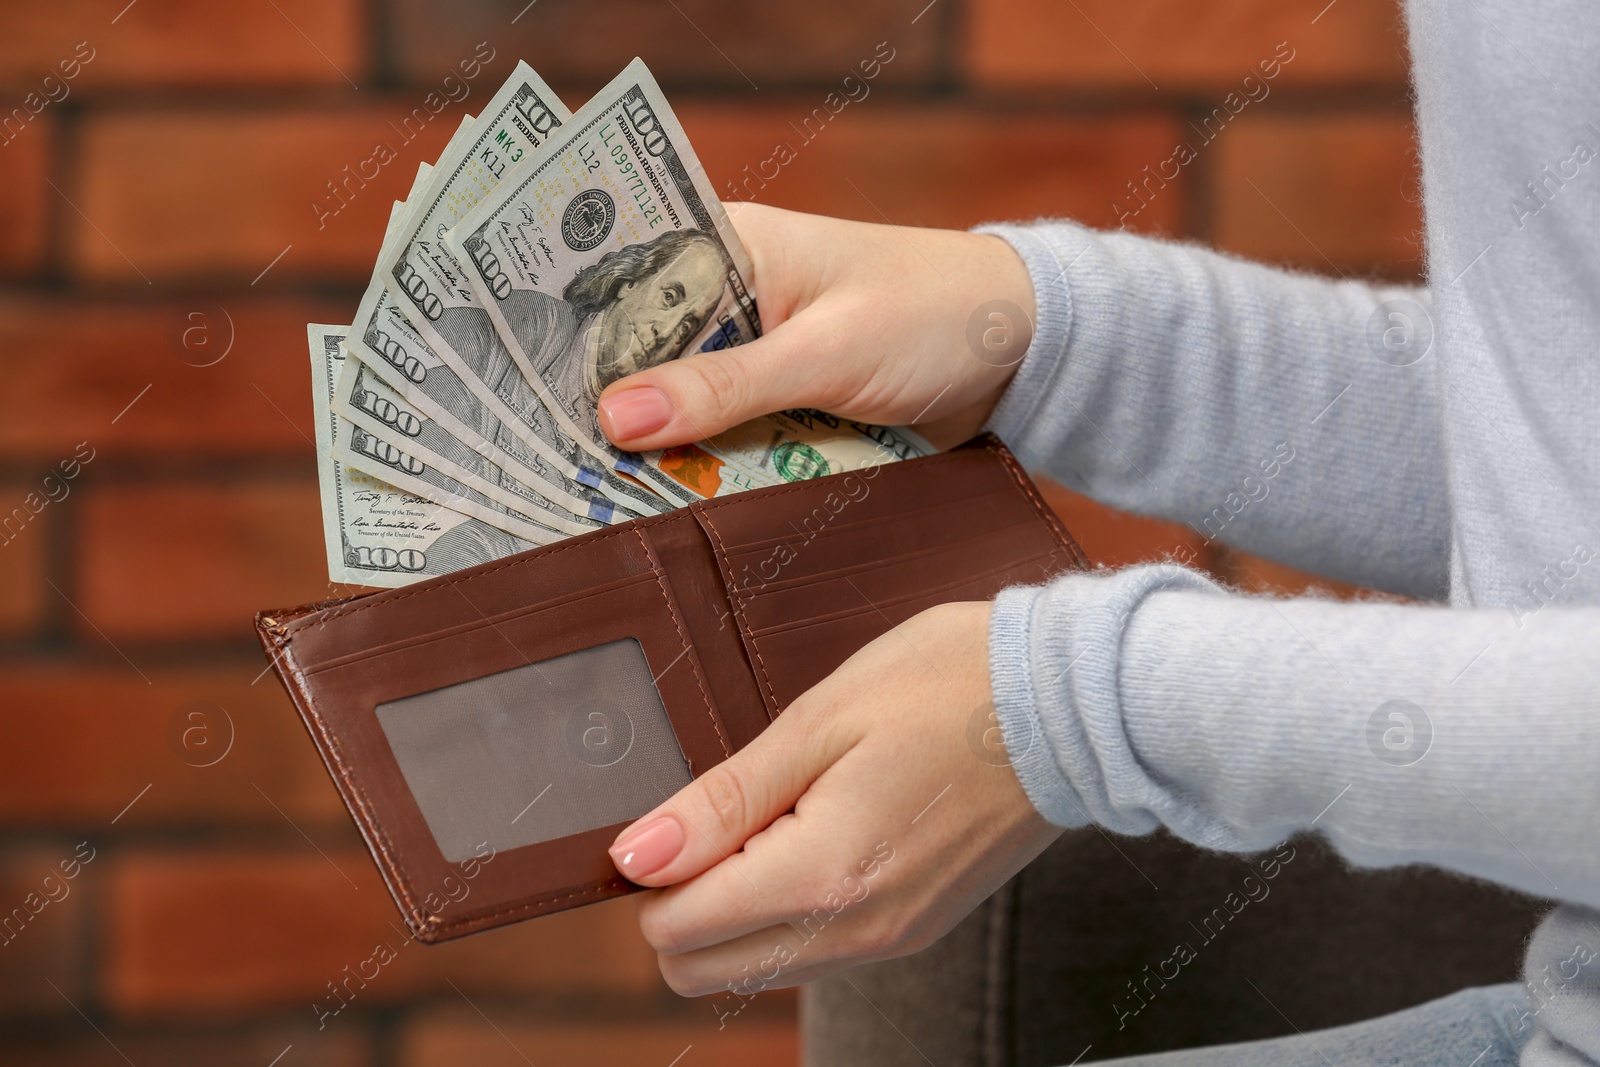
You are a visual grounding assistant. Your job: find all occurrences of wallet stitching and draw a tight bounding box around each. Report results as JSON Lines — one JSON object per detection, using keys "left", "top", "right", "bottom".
{"left": 986, "top": 442, "right": 1091, "bottom": 571}
{"left": 710, "top": 486, "right": 1017, "bottom": 559}
{"left": 276, "top": 524, "right": 657, "bottom": 633}
{"left": 259, "top": 530, "right": 696, "bottom": 935}
{"left": 295, "top": 571, "right": 662, "bottom": 677}
{"left": 263, "top": 618, "right": 450, "bottom": 930}
{"left": 741, "top": 548, "right": 1068, "bottom": 640}
{"left": 632, "top": 525, "right": 732, "bottom": 759}
{"left": 696, "top": 441, "right": 1088, "bottom": 715}
{"left": 696, "top": 507, "right": 782, "bottom": 714}
{"left": 272, "top": 639, "right": 428, "bottom": 921}
{"left": 429, "top": 881, "right": 623, "bottom": 935}
{"left": 696, "top": 445, "right": 1029, "bottom": 714}
{"left": 728, "top": 514, "right": 1045, "bottom": 596}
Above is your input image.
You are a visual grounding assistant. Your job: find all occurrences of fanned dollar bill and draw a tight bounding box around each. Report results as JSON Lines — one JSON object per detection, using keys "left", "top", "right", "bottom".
{"left": 444, "top": 57, "right": 759, "bottom": 508}
{"left": 331, "top": 163, "right": 589, "bottom": 547}
{"left": 309, "top": 324, "right": 532, "bottom": 587}
{"left": 356, "top": 61, "right": 668, "bottom": 517}
{"left": 307, "top": 60, "right": 944, "bottom": 586}
{"left": 334, "top": 352, "right": 608, "bottom": 540}
{"left": 646, "top": 411, "right": 936, "bottom": 497}
{"left": 352, "top": 287, "right": 649, "bottom": 523}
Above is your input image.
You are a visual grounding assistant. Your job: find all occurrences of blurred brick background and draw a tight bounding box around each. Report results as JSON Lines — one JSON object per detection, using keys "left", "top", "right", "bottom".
{"left": 0, "top": 0, "right": 1415, "bottom": 1063}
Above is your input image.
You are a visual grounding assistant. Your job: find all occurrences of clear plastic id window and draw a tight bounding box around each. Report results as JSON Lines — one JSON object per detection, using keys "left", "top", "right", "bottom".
{"left": 375, "top": 638, "right": 692, "bottom": 862}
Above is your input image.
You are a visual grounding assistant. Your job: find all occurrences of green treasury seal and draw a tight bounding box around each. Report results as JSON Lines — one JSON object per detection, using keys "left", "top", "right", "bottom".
{"left": 772, "top": 441, "right": 830, "bottom": 482}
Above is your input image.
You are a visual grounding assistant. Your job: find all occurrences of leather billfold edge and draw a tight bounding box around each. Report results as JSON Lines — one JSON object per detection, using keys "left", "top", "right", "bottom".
{"left": 256, "top": 433, "right": 1087, "bottom": 942}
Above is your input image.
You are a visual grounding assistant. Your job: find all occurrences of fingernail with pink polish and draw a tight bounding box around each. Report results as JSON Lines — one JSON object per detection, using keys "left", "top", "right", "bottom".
{"left": 599, "top": 387, "right": 671, "bottom": 441}
{"left": 609, "top": 817, "right": 684, "bottom": 881}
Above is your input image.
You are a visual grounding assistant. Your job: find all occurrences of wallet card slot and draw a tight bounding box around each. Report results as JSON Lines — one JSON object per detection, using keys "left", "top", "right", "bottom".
{"left": 735, "top": 550, "right": 1062, "bottom": 711}
{"left": 261, "top": 521, "right": 735, "bottom": 943}
{"left": 728, "top": 514, "right": 1057, "bottom": 635}
{"left": 709, "top": 485, "right": 1017, "bottom": 572}
{"left": 637, "top": 514, "right": 775, "bottom": 742}
{"left": 695, "top": 443, "right": 1085, "bottom": 717}
{"left": 743, "top": 549, "right": 1063, "bottom": 641}
{"left": 269, "top": 521, "right": 668, "bottom": 668}
{"left": 712, "top": 483, "right": 1014, "bottom": 554}
{"left": 725, "top": 514, "right": 1045, "bottom": 604}
{"left": 296, "top": 569, "right": 663, "bottom": 678}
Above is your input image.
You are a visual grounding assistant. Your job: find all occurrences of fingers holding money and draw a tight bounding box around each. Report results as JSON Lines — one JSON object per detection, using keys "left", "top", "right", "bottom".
{"left": 598, "top": 201, "right": 1039, "bottom": 457}
{"left": 597, "top": 316, "right": 837, "bottom": 449}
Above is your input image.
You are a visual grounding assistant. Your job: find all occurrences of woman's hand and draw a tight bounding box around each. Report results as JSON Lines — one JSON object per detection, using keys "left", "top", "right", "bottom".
{"left": 595, "top": 203, "right": 1037, "bottom": 452}
{"left": 606, "top": 601, "right": 1061, "bottom": 997}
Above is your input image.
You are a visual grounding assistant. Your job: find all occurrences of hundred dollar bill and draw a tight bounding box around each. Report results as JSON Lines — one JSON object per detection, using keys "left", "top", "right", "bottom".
{"left": 444, "top": 57, "right": 759, "bottom": 508}
{"left": 338, "top": 179, "right": 571, "bottom": 545}
{"left": 334, "top": 351, "right": 611, "bottom": 539}
{"left": 309, "top": 324, "right": 532, "bottom": 587}
{"left": 354, "top": 287, "right": 652, "bottom": 523}
{"left": 359, "top": 62, "right": 668, "bottom": 517}
{"left": 646, "top": 411, "right": 936, "bottom": 497}
{"left": 350, "top": 105, "right": 650, "bottom": 530}
{"left": 333, "top": 390, "right": 569, "bottom": 546}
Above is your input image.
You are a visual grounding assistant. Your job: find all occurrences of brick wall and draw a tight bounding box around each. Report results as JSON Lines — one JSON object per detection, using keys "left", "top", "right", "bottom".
{"left": 0, "top": 1, "right": 1414, "bottom": 1062}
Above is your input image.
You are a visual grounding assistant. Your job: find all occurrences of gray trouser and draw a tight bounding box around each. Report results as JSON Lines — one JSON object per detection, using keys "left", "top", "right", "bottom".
{"left": 802, "top": 830, "right": 1543, "bottom": 1067}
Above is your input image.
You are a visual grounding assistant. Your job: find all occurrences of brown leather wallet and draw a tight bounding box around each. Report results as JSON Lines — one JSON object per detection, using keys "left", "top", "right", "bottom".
{"left": 256, "top": 434, "right": 1086, "bottom": 943}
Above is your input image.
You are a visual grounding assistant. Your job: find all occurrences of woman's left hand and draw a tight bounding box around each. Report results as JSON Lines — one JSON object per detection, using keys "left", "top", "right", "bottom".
{"left": 607, "top": 600, "right": 1062, "bottom": 998}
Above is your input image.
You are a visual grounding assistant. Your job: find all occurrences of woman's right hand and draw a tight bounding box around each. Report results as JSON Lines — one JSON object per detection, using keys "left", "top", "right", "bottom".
{"left": 595, "top": 202, "right": 1038, "bottom": 453}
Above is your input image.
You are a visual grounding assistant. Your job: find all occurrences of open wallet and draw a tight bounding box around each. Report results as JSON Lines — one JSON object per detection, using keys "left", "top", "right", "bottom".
{"left": 255, "top": 433, "right": 1088, "bottom": 943}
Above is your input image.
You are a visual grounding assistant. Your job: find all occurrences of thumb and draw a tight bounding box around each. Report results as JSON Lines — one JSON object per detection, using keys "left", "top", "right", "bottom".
{"left": 607, "top": 704, "right": 851, "bottom": 887}
{"left": 596, "top": 321, "right": 825, "bottom": 451}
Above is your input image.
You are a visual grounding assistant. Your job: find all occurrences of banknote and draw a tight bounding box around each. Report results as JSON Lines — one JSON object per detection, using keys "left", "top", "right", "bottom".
{"left": 444, "top": 57, "right": 759, "bottom": 509}
{"left": 340, "top": 163, "right": 634, "bottom": 549}
{"left": 350, "top": 103, "right": 653, "bottom": 531}
{"left": 352, "top": 286, "right": 653, "bottom": 522}
{"left": 333, "top": 350, "right": 612, "bottom": 539}
{"left": 308, "top": 324, "right": 533, "bottom": 587}
{"left": 646, "top": 410, "right": 936, "bottom": 497}
{"left": 358, "top": 62, "right": 668, "bottom": 517}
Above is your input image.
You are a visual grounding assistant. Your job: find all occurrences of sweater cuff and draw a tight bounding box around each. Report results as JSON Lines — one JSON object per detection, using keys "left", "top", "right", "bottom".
{"left": 988, "top": 583, "right": 1094, "bottom": 828}
{"left": 988, "top": 564, "right": 1224, "bottom": 834}
{"left": 971, "top": 222, "right": 1080, "bottom": 454}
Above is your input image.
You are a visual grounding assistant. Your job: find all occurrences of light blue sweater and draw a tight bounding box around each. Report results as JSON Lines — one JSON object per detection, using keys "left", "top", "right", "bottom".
{"left": 981, "top": 1, "right": 1600, "bottom": 1061}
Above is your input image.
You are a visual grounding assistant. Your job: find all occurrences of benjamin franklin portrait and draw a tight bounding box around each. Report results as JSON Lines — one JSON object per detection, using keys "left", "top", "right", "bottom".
{"left": 431, "top": 228, "right": 732, "bottom": 456}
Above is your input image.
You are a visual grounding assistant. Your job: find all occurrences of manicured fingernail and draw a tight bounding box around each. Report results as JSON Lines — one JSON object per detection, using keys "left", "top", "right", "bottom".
{"left": 609, "top": 817, "right": 684, "bottom": 881}
{"left": 599, "top": 387, "right": 671, "bottom": 441}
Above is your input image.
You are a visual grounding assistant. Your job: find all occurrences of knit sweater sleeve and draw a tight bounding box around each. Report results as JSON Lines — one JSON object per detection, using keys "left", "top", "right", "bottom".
{"left": 990, "top": 564, "right": 1600, "bottom": 911}
{"left": 977, "top": 221, "right": 1600, "bottom": 1066}
{"left": 977, "top": 220, "right": 1447, "bottom": 600}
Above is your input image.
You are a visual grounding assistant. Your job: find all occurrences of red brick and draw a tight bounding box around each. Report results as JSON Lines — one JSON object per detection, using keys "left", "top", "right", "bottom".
{"left": 391, "top": 0, "right": 936, "bottom": 91}
{"left": 1038, "top": 479, "right": 1211, "bottom": 570}
{"left": 0, "top": 1, "right": 365, "bottom": 88}
{"left": 0, "top": 845, "right": 94, "bottom": 1016}
{"left": 0, "top": 665, "right": 345, "bottom": 829}
{"left": 73, "top": 106, "right": 461, "bottom": 284}
{"left": 1212, "top": 112, "right": 1423, "bottom": 276}
{"left": 0, "top": 1026, "right": 370, "bottom": 1067}
{"left": 682, "top": 104, "right": 1188, "bottom": 234}
{"left": 0, "top": 297, "right": 348, "bottom": 460}
{"left": 77, "top": 480, "right": 330, "bottom": 642}
{"left": 106, "top": 852, "right": 658, "bottom": 1017}
{"left": 0, "top": 508, "right": 44, "bottom": 635}
{"left": 402, "top": 1014, "right": 798, "bottom": 1067}
{"left": 0, "top": 113, "right": 48, "bottom": 274}
{"left": 965, "top": 0, "right": 1409, "bottom": 91}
